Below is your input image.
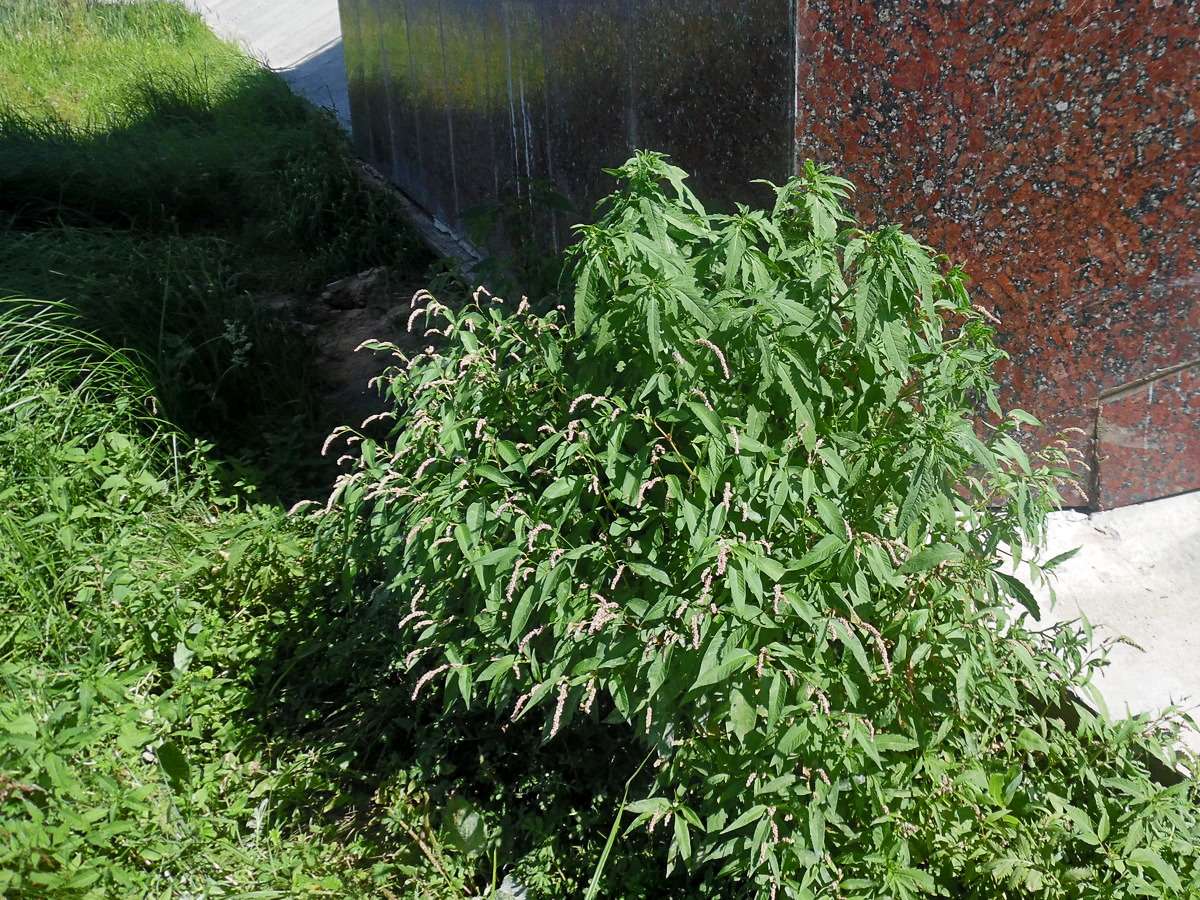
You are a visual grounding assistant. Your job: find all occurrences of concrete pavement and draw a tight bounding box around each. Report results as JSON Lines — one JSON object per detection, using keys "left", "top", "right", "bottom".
{"left": 183, "top": 0, "right": 349, "bottom": 129}
{"left": 1034, "top": 493, "right": 1200, "bottom": 751}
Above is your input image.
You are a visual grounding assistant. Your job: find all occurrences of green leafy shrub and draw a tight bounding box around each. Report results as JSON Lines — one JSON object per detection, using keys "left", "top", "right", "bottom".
{"left": 325, "top": 153, "right": 1199, "bottom": 898}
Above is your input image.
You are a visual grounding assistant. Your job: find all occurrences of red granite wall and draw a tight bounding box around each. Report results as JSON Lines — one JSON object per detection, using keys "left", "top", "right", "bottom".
{"left": 795, "top": 0, "right": 1200, "bottom": 507}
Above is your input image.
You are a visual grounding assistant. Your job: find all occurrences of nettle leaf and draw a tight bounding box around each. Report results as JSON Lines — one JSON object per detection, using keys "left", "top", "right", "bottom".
{"left": 1128, "top": 848, "right": 1183, "bottom": 892}
{"left": 895, "top": 449, "right": 935, "bottom": 534}
{"left": 993, "top": 571, "right": 1041, "bottom": 619}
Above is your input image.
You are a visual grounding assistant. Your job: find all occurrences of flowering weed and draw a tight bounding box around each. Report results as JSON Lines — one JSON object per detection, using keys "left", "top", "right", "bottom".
{"left": 325, "top": 152, "right": 1199, "bottom": 898}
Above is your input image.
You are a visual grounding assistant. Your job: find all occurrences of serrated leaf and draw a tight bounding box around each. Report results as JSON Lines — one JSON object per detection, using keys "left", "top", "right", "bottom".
{"left": 646, "top": 295, "right": 663, "bottom": 356}
{"left": 1040, "top": 546, "right": 1081, "bottom": 571}
{"left": 1128, "top": 848, "right": 1182, "bottom": 892}
{"left": 995, "top": 571, "right": 1041, "bottom": 619}
{"left": 896, "top": 450, "right": 934, "bottom": 533}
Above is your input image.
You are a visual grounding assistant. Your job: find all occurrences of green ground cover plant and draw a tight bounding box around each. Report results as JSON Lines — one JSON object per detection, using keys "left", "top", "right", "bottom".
{"left": 0, "top": 5, "right": 682, "bottom": 896}
{"left": 0, "top": 299, "right": 348, "bottom": 896}
{"left": 0, "top": 296, "right": 687, "bottom": 898}
{"left": 326, "top": 152, "right": 1200, "bottom": 898}
{"left": 0, "top": 0, "right": 428, "bottom": 493}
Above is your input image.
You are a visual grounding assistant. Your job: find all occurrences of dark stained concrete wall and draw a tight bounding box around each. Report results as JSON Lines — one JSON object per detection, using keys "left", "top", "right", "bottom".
{"left": 339, "top": 0, "right": 793, "bottom": 250}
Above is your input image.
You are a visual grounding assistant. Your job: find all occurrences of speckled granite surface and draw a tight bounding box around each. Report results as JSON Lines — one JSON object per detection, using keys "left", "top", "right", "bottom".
{"left": 794, "top": 0, "right": 1200, "bottom": 506}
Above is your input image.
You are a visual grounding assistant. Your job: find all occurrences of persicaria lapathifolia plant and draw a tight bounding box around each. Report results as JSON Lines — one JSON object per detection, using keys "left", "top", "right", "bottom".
{"left": 321, "top": 153, "right": 1199, "bottom": 899}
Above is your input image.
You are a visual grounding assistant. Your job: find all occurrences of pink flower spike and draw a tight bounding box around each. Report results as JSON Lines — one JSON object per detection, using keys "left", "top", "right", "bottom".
{"left": 694, "top": 338, "right": 731, "bottom": 379}
{"left": 568, "top": 393, "right": 597, "bottom": 414}
{"left": 406, "top": 306, "right": 426, "bottom": 332}
{"left": 526, "top": 523, "right": 552, "bottom": 551}
{"left": 635, "top": 476, "right": 663, "bottom": 508}
{"left": 550, "top": 679, "right": 570, "bottom": 736}
{"left": 689, "top": 388, "right": 714, "bottom": 411}
{"left": 609, "top": 564, "right": 627, "bottom": 591}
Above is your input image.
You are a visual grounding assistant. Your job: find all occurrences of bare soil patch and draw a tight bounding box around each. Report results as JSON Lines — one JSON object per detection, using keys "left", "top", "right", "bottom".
{"left": 259, "top": 265, "right": 432, "bottom": 437}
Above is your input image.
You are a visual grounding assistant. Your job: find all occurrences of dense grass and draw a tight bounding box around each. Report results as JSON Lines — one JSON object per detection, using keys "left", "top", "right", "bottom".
{"left": 0, "top": 4, "right": 675, "bottom": 897}
{"left": 0, "top": 0, "right": 229, "bottom": 126}
{"left": 0, "top": 299, "right": 332, "bottom": 896}
{"left": 0, "top": 0, "right": 429, "bottom": 496}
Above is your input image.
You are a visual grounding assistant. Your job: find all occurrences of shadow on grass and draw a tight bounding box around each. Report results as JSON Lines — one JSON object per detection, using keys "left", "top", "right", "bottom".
{"left": 238, "top": 568, "right": 718, "bottom": 899}
{"left": 0, "top": 65, "right": 430, "bottom": 502}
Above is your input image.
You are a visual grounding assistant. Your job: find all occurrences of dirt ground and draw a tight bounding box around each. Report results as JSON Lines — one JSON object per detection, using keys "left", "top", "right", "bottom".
{"left": 259, "top": 265, "right": 436, "bottom": 437}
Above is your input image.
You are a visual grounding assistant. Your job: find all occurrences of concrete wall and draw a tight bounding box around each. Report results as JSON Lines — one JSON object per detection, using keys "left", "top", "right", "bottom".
{"left": 338, "top": 0, "right": 792, "bottom": 247}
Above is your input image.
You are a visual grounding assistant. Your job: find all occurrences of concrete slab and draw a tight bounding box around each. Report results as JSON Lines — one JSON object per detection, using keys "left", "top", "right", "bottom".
{"left": 182, "top": 0, "right": 349, "bottom": 130}
{"left": 1032, "top": 490, "right": 1200, "bottom": 751}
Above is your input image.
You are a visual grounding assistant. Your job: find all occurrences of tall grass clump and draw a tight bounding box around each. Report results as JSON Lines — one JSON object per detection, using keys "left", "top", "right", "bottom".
{"left": 0, "top": 298, "right": 368, "bottom": 896}
{"left": 0, "top": 0, "right": 428, "bottom": 492}
{"left": 323, "top": 153, "right": 1200, "bottom": 898}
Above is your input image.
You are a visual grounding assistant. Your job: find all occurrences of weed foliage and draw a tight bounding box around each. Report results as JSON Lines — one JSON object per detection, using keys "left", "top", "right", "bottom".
{"left": 324, "top": 153, "right": 1200, "bottom": 898}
